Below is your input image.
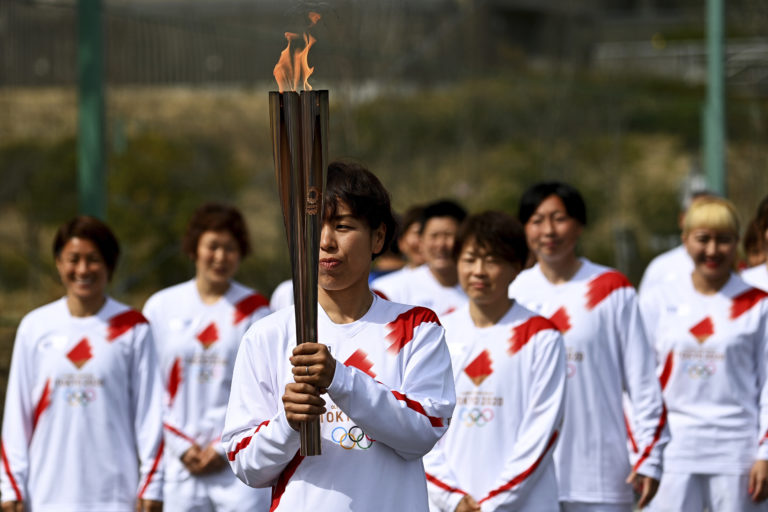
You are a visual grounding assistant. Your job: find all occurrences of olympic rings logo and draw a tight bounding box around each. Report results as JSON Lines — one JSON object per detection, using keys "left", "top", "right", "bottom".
{"left": 331, "top": 426, "right": 375, "bottom": 450}
{"left": 458, "top": 407, "right": 494, "bottom": 427}
{"left": 66, "top": 389, "right": 97, "bottom": 406}
{"left": 685, "top": 362, "right": 716, "bottom": 379}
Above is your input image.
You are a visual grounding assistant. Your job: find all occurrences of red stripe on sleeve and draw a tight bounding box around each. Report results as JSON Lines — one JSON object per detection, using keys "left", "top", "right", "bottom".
{"left": 632, "top": 403, "right": 667, "bottom": 473}
{"left": 585, "top": 271, "right": 632, "bottom": 310}
{"left": 508, "top": 316, "right": 557, "bottom": 355}
{"left": 373, "top": 289, "right": 389, "bottom": 300}
{"left": 270, "top": 450, "right": 304, "bottom": 512}
{"left": 624, "top": 412, "right": 639, "bottom": 454}
{"left": 167, "top": 358, "right": 182, "bottom": 407}
{"left": 138, "top": 440, "right": 164, "bottom": 499}
{"left": 234, "top": 293, "right": 269, "bottom": 325}
{"left": 730, "top": 288, "right": 768, "bottom": 320}
{"left": 386, "top": 307, "right": 441, "bottom": 355}
{"left": 659, "top": 351, "right": 674, "bottom": 391}
{"left": 391, "top": 390, "right": 444, "bottom": 427}
{"left": 107, "top": 310, "right": 148, "bottom": 341}
{"left": 344, "top": 349, "right": 377, "bottom": 379}
{"left": 163, "top": 423, "right": 196, "bottom": 444}
{"left": 32, "top": 378, "right": 52, "bottom": 432}
{"left": 425, "top": 472, "right": 467, "bottom": 496}
{"left": 478, "top": 430, "right": 559, "bottom": 505}
{"left": 226, "top": 420, "right": 270, "bottom": 461}
{"left": 1, "top": 440, "right": 23, "bottom": 501}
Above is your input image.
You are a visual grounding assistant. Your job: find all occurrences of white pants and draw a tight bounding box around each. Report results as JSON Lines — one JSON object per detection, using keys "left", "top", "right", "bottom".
{"left": 648, "top": 472, "right": 768, "bottom": 512}
{"left": 163, "top": 470, "right": 271, "bottom": 512}
{"left": 560, "top": 502, "right": 632, "bottom": 512}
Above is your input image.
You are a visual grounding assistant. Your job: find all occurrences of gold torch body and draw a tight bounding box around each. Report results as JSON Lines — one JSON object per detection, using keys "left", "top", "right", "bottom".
{"left": 269, "top": 90, "right": 328, "bottom": 456}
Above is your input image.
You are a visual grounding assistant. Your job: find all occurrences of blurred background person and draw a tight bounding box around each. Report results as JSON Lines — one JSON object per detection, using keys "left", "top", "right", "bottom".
{"left": 1, "top": 216, "right": 163, "bottom": 512}
{"left": 370, "top": 204, "right": 425, "bottom": 290}
{"left": 742, "top": 195, "right": 768, "bottom": 289}
{"left": 510, "top": 182, "right": 668, "bottom": 512}
{"left": 425, "top": 211, "right": 566, "bottom": 512}
{"left": 372, "top": 199, "right": 468, "bottom": 319}
{"left": 639, "top": 189, "right": 715, "bottom": 297}
{"left": 640, "top": 197, "right": 768, "bottom": 511}
{"left": 143, "top": 203, "right": 271, "bottom": 512}
{"left": 742, "top": 216, "right": 766, "bottom": 270}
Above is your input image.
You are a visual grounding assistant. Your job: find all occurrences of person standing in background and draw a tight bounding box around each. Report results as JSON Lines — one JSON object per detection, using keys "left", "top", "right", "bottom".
{"left": 510, "top": 182, "right": 668, "bottom": 512}
{"left": 425, "top": 211, "right": 566, "bottom": 512}
{"left": 1, "top": 216, "right": 164, "bottom": 512}
{"left": 641, "top": 197, "right": 768, "bottom": 511}
{"left": 143, "top": 203, "right": 271, "bottom": 512}
{"left": 373, "top": 199, "right": 468, "bottom": 319}
{"left": 742, "top": 195, "right": 768, "bottom": 289}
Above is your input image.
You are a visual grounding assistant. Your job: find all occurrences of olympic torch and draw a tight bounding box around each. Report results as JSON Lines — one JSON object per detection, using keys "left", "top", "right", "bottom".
{"left": 269, "top": 13, "right": 327, "bottom": 457}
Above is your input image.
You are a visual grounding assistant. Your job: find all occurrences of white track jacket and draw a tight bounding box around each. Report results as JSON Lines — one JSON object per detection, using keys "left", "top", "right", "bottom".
{"left": 425, "top": 303, "right": 566, "bottom": 511}
{"left": 1, "top": 297, "right": 164, "bottom": 511}
{"left": 143, "top": 280, "right": 270, "bottom": 482}
{"left": 509, "top": 259, "right": 668, "bottom": 504}
{"left": 222, "top": 294, "right": 456, "bottom": 511}
{"left": 640, "top": 274, "right": 768, "bottom": 474}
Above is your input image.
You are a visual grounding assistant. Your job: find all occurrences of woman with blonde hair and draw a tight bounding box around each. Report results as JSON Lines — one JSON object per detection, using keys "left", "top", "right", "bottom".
{"left": 640, "top": 197, "right": 768, "bottom": 511}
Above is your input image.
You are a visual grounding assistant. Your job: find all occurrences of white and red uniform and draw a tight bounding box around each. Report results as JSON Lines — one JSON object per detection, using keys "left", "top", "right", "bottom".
{"left": 222, "top": 294, "right": 456, "bottom": 511}
{"left": 638, "top": 245, "right": 692, "bottom": 297}
{"left": 1, "top": 297, "right": 164, "bottom": 511}
{"left": 640, "top": 274, "right": 768, "bottom": 511}
{"left": 509, "top": 259, "right": 668, "bottom": 507}
{"left": 424, "top": 303, "right": 566, "bottom": 512}
{"left": 143, "top": 280, "right": 271, "bottom": 511}
{"left": 269, "top": 279, "right": 294, "bottom": 312}
{"left": 371, "top": 264, "right": 467, "bottom": 319}
{"left": 742, "top": 264, "right": 768, "bottom": 293}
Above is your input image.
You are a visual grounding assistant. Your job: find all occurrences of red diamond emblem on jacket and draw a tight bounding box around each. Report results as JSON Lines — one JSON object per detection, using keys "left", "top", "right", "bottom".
{"left": 67, "top": 338, "right": 93, "bottom": 369}
{"left": 689, "top": 317, "right": 714, "bottom": 343}
{"left": 197, "top": 322, "right": 219, "bottom": 349}
{"left": 464, "top": 350, "right": 493, "bottom": 386}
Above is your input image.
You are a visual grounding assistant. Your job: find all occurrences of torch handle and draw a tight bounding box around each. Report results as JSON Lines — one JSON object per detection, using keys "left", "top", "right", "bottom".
{"left": 299, "top": 419, "right": 322, "bottom": 457}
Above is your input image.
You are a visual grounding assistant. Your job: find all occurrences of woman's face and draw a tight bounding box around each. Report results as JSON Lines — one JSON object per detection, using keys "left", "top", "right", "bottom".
{"left": 457, "top": 238, "right": 519, "bottom": 308}
{"left": 56, "top": 237, "right": 109, "bottom": 305}
{"left": 318, "top": 200, "right": 385, "bottom": 294}
{"left": 195, "top": 230, "right": 242, "bottom": 288}
{"left": 524, "top": 195, "right": 583, "bottom": 265}
{"left": 684, "top": 227, "right": 738, "bottom": 284}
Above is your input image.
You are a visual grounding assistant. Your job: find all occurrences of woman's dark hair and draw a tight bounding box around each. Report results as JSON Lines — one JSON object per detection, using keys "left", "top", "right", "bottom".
{"left": 755, "top": 194, "right": 768, "bottom": 237}
{"left": 323, "top": 160, "right": 396, "bottom": 260}
{"left": 518, "top": 181, "right": 587, "bottom": 226}
{"left": 52, "top": 216, "right": 120, "bottom": 279}
{"left": 182, "top": 203, "right": 251, "bottom": 259}
{"left": 419, "top": 199, "right": 467, "bottom": 233}
{"left": 453, "top": 211, "right": 528, "bottom": 268}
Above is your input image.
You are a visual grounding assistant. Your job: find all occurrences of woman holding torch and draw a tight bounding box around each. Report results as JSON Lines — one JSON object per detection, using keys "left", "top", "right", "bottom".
{"left": 222, "top": 161, "right": 456, "bottom": 511}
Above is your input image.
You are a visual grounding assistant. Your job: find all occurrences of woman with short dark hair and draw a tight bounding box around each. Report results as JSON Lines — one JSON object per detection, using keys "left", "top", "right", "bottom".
{"left": 510, "top": 182, "right": 668, "bottom": 512}
{"left": 1, "top": 216, "right": 164, "bottom": 512}
{"left": 425, "top": 211, "right": 566, "bottom": 511}
{"left": 143, "top": 202, "right": 271, "bottom": 512}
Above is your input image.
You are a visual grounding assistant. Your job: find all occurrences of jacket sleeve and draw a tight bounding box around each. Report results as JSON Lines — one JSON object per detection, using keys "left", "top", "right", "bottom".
{"left": 756, "top": 302, "right": 768, "bottom": 460}
{"left": 131, "top": 324, "right": 165, "bottom": 501}
{"left": 326, "top": 320, "right": 456, "bottom": 461}
{"left": 1, "top": 319, "right": 34, "bottom": 502}
{"left": 618, "top": 288, "right": 669, "bottom": 480}
{"left": 423, "top": 440, "right": 468, "bottom": 512}
{"left": 476, "top": 330, "right": 566, "bottom": 511}
{"left": 222, "top": 324, "right": 301, "bottom": 488}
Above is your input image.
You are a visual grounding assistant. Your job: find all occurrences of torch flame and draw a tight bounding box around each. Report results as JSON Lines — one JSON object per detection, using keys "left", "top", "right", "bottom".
{"left": 273, "top": 13, "right": 321, "bottom": 93}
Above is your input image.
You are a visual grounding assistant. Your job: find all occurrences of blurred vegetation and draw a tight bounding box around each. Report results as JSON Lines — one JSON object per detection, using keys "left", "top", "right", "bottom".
{"left": 1, "top": 70, "right": 767, "bottom": 323}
